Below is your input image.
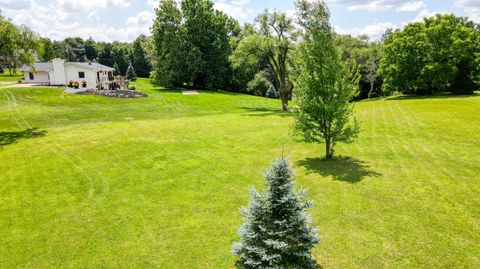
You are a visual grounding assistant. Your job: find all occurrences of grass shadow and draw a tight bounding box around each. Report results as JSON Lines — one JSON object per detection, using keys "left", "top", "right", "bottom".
{"left": 297, "top": 156, "right": 380, "bottom": 183}
{"left": 0, "top": 128, "right": 47, "bottom": 148}
{"left": 239, "top": 107, "right": 292, "bottom": 117}
{"left": 387, "top": 93, "right": 479, "bottom": 101}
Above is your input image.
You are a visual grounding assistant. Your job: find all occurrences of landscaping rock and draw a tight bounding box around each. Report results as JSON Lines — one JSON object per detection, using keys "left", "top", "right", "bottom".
{"left": 78, "top": 89, "right": 148, "bottom": 98}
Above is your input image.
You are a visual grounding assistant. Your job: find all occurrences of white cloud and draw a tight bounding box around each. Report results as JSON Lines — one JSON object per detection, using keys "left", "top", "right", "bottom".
{"left": 410, "top": 9, "right": 446, "bottom": 23}
{"left": 56, "top": 0, "right": 131, "bottom": 12}
{"left": 1, "top": 0, "right": 151, "bottom": 42}
{"left": 397, "top": 1, "right": 427, "bottom": 12}
{"left": 335, "top": 21, "right": 396, "bottom": 40}
{"left": 213, "top": 0, "right": 253, "bottom": 20}
{"left": 328, "top": 0, "right": 427, "bottom": 12}
{"left": 454, "top": 0, "right": 480, "bottom": 22}
{"left": 0, "top": 0, "right": 33, "bottom": 10}
{"left": 146, "top": 0, "right": 157, "bottom": 7}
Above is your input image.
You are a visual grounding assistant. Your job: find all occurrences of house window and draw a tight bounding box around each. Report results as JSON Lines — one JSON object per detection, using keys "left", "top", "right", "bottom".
{"left": 79, "top": 72, "right": 85, "bottom": 79}
{"left": 29, "top": 72, "right": 34, "bottom": 80}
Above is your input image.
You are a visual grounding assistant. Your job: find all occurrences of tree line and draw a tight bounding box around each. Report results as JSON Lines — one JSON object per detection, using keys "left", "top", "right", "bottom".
{"left": 0, "top": 13, "right": 152, "bottom": 78}
{"left": 37, "top": 35, "right": 152, "bottom": 78}
{"left": 2, "top": 2, "right": 480, "bottom": 98}
{"left": 151, "top": 0, "right": 480, "bottom": 109}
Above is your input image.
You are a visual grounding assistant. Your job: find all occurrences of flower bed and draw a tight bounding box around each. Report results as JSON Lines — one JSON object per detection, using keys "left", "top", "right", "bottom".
{"left": 78, "top": 89, "right": 148, "bottom": 98}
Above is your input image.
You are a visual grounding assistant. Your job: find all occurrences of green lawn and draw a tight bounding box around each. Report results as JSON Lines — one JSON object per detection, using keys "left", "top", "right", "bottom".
{"left": 0, "top": 71, "right": 23, "bottom": 83}
{"left": 1, "top": 79, "right": 479, "bottom": 268}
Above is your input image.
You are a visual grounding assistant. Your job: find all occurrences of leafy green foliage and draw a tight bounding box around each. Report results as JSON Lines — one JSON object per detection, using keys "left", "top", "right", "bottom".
{"left": 131, "top": 35, "right": 151, "bottom": 78}
{"left": 293, "top": 0, "right": 360, "bottom": 159}
{"left": 335, "top": 34, "right": 383, "bottom": 99}
{"left": 247, "top": 73, "right": 271, "bottom": 96}
{"left": 233, "top": 11, "right": 297, "bottom": 110}
{"left": 151, "top": 0, "right": 233, "bottom": 88}
{"left": 233, "top": 159, "right": 319, "bottom": 268}
{"left": 0, "top": 15, "right": 39, "bottom": 75}
{"left": 379, "top": 14, "right": 480, "bottom": 95}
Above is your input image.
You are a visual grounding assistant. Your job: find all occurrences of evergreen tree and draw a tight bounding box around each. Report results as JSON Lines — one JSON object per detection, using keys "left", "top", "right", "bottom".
{"left": 84, "top": 38, "right": 97, "bottom": 61}
{"left": 266, "top": 85, "right": 278, "bottom": 99}
{"left": 98, "top": 43, "right": 114, "bottom": 67}
{"left": 132, "top": 35, "right": 151, "bottom": 78}
{"left": 113, "top": 62, "right": 120, "bottom": 76}
{"left": 126, "top": 62, "right": 137, "bottom": 81}
{"left": 233, "top": 158, "right": 319, "bottom": 268}
{"left": 39, "top": 37, "right": 56, "bottom": 62}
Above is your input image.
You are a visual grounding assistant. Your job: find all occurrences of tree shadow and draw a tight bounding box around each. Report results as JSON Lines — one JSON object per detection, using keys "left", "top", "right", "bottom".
{"left": 239, "top": 107, "right": 292, "bottom": 117}
{"left": 387, "top": 93, "right": 479, "bottom": 101}
{"left": 0, "top": 128, "right": 47, "bottom": 148}
{"left": 297, "top": 156, "right": 380, "bottom": 183}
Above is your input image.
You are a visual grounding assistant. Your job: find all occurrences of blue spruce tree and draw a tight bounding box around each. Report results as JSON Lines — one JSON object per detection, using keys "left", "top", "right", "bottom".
{"left": 233, "top": 159, "right": 319, "bottom": 268}
{"left": 266, "top": 85, "right": 278, "bottom": 99}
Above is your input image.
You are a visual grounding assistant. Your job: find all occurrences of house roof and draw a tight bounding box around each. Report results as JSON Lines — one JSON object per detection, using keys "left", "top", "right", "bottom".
{"left": 20, "top": 63, "right": 53, "bottom": 72}
{"left": 67, "top": 62, "right": 115, "bottom": 72}
{"left": 21, "top": 61, "right": 115, "bottom": 72}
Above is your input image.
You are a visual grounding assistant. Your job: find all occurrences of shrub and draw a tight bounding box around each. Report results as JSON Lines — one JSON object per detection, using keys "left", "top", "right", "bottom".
{"left": 233, "top": 158, "right": 319, "bottom": 268}
{"left": 266, "top": 85, "right": 278, "bottom": 98}
{"left": 81, "top": 80, "right": 87, "bottom": 88}
{"left": 68, "top": 80, "right": 74, "bottom": 87}
{"left": 128, "top": 85, "right": 136, "bottom": 91}
{"left": 247, "top": 73, "right": 271, "bottom": 96}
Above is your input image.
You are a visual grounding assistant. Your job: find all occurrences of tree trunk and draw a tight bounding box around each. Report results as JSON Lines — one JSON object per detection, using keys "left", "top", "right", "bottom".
{"left": 368, "top": 81, "right": 374, "bottom": 99}
{"left": 325, "top": 138, "right": 333, "bottom": 159}
{"left": 280, "top": 91, "right": 289, "bottom": 111}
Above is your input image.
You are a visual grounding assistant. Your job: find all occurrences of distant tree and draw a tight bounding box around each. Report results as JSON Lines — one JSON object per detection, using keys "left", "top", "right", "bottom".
{"left": 335, "top": 34, "right": 383, "bottom": 99}
{"left": 62, "top": 37, "right": 86, "bottom": 62}
{"left": 229, "top": 23, "right": 267, "bottom": 92}
{"left": 247, "top": 73, "right": 271, "bottom": 96}
{"left": 379, "top": 14, "right": 479, "bottom": 95}
{"left": 365, "top": 55, "right": 379, "bottom": 99}
{"left": 126, "top": 62, "right": 137, "bottom": 81}
{"left": 38, "top": 37, "right": 56, "bottom": 62}
{"left": 112, "top": 44, "right": 129, "bottom": 74}
{"left": 84, "top": 38, "right": 97, "bottom": 61}
{"left": 151, "top": 0, "right": 201, "bottom": 86}
{"left": 293, "top": 0, "right": 360, "bottom": 159}
{"left": 98, "top": 43, "right": 115, "bottom": 68}
{"left": 0, "top": 16, "right": 38, "bottom": 75}
{"left": 113, "top": 62, "right": 120, "bottom": 76}
{"left": 131, "top": 35, "right": 151, "bottom": 77}
{"left": 234, "top": 11, "right": 297, "bottom": 110}
{"left": 266, "top": 85, "right": 278, "bottom": 98}
{"left": 233, "top": 158, "right": 319, "bottom": 268}
{"left": 181, "top": 0, "right": 232, "bottom": 88}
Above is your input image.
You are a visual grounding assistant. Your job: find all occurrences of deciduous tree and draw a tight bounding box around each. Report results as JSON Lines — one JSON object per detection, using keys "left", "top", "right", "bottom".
{"left": 293, "top": 0, "right": 360, "bottom": 159}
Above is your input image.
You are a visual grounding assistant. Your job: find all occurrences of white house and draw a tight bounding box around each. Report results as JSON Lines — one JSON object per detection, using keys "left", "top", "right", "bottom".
{"left": 20, "top": 59, "right": 115, "bottom": 89}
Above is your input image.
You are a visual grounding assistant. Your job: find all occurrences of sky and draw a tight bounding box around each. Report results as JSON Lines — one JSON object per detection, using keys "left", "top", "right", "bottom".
{"left": 0, "top": 0, "right": 479, "bottom": 42}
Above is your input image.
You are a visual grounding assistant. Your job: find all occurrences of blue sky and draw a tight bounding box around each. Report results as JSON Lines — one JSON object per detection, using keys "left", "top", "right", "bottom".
{"left": 0, "top": 0, "right": 479, "bottom": 41}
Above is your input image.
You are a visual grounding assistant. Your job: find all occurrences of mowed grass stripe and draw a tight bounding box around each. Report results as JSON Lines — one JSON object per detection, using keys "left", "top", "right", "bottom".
{"left": 1, "top": 81, "right": 479, "bottom": 268}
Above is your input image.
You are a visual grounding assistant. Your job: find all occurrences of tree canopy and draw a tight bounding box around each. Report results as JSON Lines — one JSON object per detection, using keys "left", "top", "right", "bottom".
{"left": 379, "top": 14, "right": 480, "bottom": 95}
{"left": 151, "top": 0, "right": 234, "bottom": 88}
{"left": 0, "top": 15, "right": 38, "bottom": 74}
{"left": 293, "top": 0, "right": 360, "bottom": 159}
